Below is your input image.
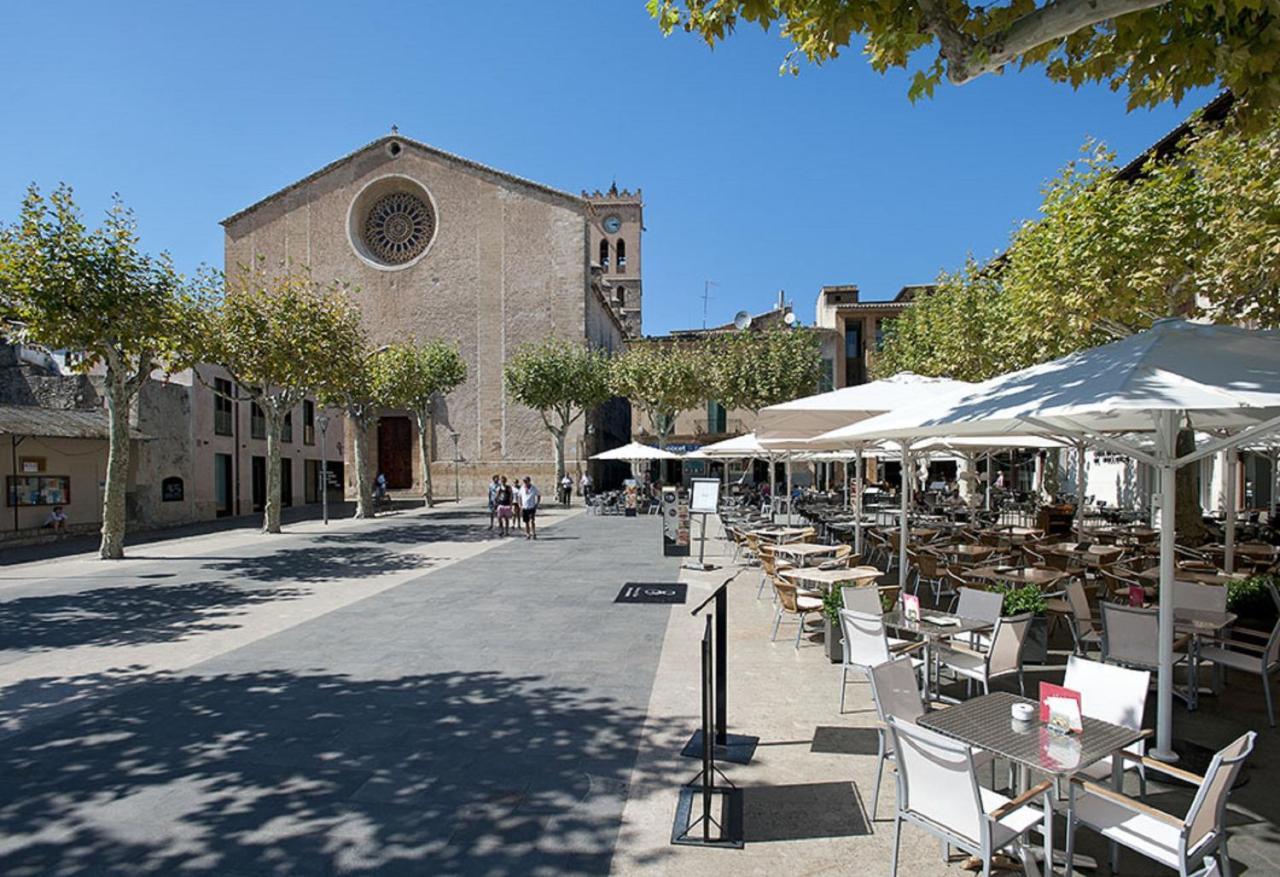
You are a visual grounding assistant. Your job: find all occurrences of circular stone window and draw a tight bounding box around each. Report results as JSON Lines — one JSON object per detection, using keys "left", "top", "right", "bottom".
{"left": 363, "top": 192, "right": 434, "bottom": 265}
{"left": 347, "top": 175, "right": 438, "bottom": 269}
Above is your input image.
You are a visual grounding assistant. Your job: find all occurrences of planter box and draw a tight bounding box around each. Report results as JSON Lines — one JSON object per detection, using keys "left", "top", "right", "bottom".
{"left": 1021, "top": 615, "right": 1049, "bottom": 666}
{"left": 824, "top": 616, "right": 844, "bottom": 663}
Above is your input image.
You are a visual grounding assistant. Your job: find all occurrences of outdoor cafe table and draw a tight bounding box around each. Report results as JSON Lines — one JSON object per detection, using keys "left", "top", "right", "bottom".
{"left": 1040, "top": 542, "right": 1125, "bottom": 568}
{"left": 1137, "top": 567, "right": 1245, "bottom": 588}
{"left": 970, "top": 566, "right": 1066, "bottom": 590}
{"left": 751, "top": 526, "right": 809, "bottom": 544}
{"left": 919, "top": 691, "right": 1144, "bottom": 873}
{"left": 938, "top": 543, "right": 998, "bottom": 565}
{"left": 984, "top": 526, "right": 1043, "bottom": 548}
{"left": 770, "top": 542, "right": 841, "bottom": 566}
{"left": 778, "top": 565, "right": 881, "bottom": 591}
{"left": 882, "top": 608, "right": 992, "bottom": 703}
{"left": 1176, "top": 608, "right": 1239, "bottom": 711}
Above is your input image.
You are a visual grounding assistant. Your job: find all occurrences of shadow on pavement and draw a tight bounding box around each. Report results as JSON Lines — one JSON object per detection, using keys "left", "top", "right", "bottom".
{"left": 0, "top": 582, "right": 309, "bottom": 653}
{"left": 0, "top": 668, "right": 679, "bottom": 876}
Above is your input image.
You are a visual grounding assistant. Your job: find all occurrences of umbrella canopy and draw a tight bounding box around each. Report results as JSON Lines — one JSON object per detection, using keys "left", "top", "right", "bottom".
{"left": 757, "top": 373, "right": 975, "bottom": 443}
{"left": 817, "top": 319, "right": 1280, "bottom": 444}
{"left": 808, "top": 319, "right": 1280, "bottom": 762}
{"left": 589, "top": 441, "right": 683, "bottom": 462}
{"left": 693, "top": 433, "right": 774, "bottom": 459}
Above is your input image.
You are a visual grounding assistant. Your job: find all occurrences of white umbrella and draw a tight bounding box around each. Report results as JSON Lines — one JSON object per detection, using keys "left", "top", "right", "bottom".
{"left": 590, "top": 440, "right": 683, "bottom": 461}
{"left": 760, "top": 374, "right": 977, "bottom": 555}
{"left": 813, "top": 318, "right": 1280, "bottom": 760}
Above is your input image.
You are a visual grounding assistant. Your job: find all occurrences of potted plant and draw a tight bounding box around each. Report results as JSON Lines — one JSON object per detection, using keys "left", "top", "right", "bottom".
{"left": 1000, "top": 584, "right": 1049, "bottom": 665}
{"left": 822, "top": 587, "right": 845, "bottom": 663}
{"left": 1227, "top": 574, "right": 1280, "bottom": 632}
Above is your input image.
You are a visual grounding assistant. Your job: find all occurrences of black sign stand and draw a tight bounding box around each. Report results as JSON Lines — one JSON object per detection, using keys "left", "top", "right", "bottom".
{"left": 671, "top": 616, "right": 744, "bottom": 848}
{"left": 681, "top": 572, "right": 758, "bottom": 765}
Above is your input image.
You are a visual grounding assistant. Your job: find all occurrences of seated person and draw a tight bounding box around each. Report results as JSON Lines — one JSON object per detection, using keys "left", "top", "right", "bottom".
{"left": 43, "top": 506, "right": 68, "bottom": 531}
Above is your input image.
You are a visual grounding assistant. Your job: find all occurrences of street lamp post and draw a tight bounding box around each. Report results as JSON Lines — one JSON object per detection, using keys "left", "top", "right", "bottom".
{"left": 449, "top": 430, "right": 461, "bottom": 503}
{"left": 317, "top": 414, "right": 330, "bottom": 525}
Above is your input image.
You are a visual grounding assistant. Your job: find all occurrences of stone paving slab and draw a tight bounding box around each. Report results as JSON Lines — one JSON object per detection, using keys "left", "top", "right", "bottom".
{"left": 610, "top": 519, "right": 1280, "bottom": 877}
{"left": 0, "top": 507, "right": 681, "bottom": 875}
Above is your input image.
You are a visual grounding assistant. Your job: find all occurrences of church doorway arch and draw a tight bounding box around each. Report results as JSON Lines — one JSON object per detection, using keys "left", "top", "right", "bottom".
{"left": 378, "top": 416, "right": 414, "bottom": 490}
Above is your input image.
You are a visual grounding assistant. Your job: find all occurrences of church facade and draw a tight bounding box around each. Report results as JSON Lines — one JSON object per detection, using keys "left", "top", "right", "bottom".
{"left": 221, "top": 134, "right": 637, "bottom": 497}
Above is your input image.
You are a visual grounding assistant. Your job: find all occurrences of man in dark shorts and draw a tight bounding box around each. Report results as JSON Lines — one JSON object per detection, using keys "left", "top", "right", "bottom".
{"left": 520, "top": 476, "right": 541, "bottom": 540}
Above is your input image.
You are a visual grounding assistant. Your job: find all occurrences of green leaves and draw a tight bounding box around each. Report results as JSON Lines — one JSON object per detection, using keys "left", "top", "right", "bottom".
{"left": 647, "top": 1, "right": 1280, "bottom": 126}
{"left": 0, "top": 183, "right": 190, "bottom": 384}
{"left": 877, "top": 112, "right": 1280, "bottom": 381}
{"left": 372, "top": 339, "right": 468, "bottom": 414}
{"left": 504, "top": 338, "right": 612, "bottom": 433}
{"left": 708, "top": 327, "right": 823, "bottom": 412}
{"left": 189, "top": 261, "right": 366, "bottom": 410}
{"left": 610, "top": 341, "right": 708, "bottom": 438}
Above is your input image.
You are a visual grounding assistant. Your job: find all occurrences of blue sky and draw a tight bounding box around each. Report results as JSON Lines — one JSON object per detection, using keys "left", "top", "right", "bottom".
{"left": 0, "top": 2, "right": 1211, "bottom": 335}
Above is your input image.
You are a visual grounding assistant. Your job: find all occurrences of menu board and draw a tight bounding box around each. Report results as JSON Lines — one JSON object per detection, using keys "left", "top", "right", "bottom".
{"left": 690, "top": 478, "right": 720, "bottom": 514}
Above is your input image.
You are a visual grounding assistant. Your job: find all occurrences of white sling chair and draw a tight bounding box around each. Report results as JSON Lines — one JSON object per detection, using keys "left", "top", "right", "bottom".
{"left": 887, "top": 717, "right": 1050, "bottom": 877}
{"left": 1064, "top": 731, "right": 1256, "bottom": 877}
{"left": 838, "top": 609, "right": 922, "bottom": 713}
{"left": 1062, "top": 655, "right": 1150, "bottom": 796}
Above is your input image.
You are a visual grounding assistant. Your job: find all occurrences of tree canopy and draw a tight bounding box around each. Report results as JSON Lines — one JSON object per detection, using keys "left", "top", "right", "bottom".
{"left": 876, "top": 113, "right": 1280, "bottom": 381}
{"left": 188, "top": 262, "right": 365, "bottom": 532}
{"left": 0, "top": 183, "right": 190, "bottom": 558}
{"left": 648, "top": 1, "right": 1280, "bottom": 128}
{"left": 610, "top": 341, "right": 708, "bottom": 444}
{"left": 504, "top": 338, "right": 613, "bottom": 479}
{"left": 709, "top": 327, "right": 824, "bottom": 412}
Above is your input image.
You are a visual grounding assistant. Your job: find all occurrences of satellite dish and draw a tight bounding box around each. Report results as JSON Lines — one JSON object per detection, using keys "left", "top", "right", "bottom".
{"left": 783, "top": 312, "right": 797, "bottom": 326}
{"left": 732, "top": 310, "right": 753, "bottom": 331}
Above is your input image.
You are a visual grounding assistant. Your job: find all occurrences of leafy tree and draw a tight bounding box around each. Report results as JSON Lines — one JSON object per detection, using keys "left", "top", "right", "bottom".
{"left": 877, "top": 114, "right": 1280, "bottom": 538}
{"left": 372, "top": 339, "right": 469, "bottom": 507}
{"left": 648, "top": 1, "right": 1280, "bottom": 128}
{"left": 610, "top": 341, "right": 709, "bottom": 448}
{"left": 188, "top": 263, "right": 365, "bottom": 534}
{"left": 710, "top": 327, "right": 824, "bottom": 412}
{"left": 0, "top": 184, "right": 189, "bottom": 559}
{"left": 504, "top": 339, "right": 613, "bottom": 481}
{"left": 316, "top": 342, "right": 382, "bottom": 520}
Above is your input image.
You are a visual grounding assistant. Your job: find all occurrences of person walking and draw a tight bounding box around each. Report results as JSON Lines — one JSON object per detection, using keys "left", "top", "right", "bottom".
{"left": 487, "top": 474, "right": 501, "bottom": 529}
{"left": 560, "top": 473, "right": 573, "bottom": 507}
{"left": 495, "top": 475, "right": 515, "bottom": 536}
{"left": 520, "top": 475, "right": 541, "bottom": 540}
{"left": 579, "top": 471, "right": 592, "bottom": 503}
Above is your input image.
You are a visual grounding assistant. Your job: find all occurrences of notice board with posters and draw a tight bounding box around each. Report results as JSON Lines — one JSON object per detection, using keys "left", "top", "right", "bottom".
{"left": 661, "top": 486, "right": 690, "bottom": 556}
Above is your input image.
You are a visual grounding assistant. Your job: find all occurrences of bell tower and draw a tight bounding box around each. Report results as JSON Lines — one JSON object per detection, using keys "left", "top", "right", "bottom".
{"left": 584, "top": 183, "right": 643, "bottom": 337}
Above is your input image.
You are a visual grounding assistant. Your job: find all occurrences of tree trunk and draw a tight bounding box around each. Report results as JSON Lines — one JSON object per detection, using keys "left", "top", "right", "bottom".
{"left": 1175, "top": 427, "right": 1207, "bottom": 543}
{"left": 263, "top": 408, "right": 284, "bottom": 533}
{"left": 99, "top": 377, "right": 131, "bottom": 559}
{"left": 552, "top": 426, "right": 567, "bottom": 483}
{"left": 417, "top": 409, "right": 433, "bottom": 507}
{"left": 351, "top": 411, "right": 376, "bottom": 518}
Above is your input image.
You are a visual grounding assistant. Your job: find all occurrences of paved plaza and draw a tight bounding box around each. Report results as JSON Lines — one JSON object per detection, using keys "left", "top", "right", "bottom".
{"left": 0, "top": 508, "right": 1278, "bottom": 875}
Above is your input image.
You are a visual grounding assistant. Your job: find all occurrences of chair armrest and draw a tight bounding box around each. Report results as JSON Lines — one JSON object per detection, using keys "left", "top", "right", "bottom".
{"left": 1070, "top": 779, "right": 1184, "bottom": 828}
{"left": 891, "top": 640, "right": 927, "bottom": 656}
{"left": 1212, "top": 638, "right": 1268, "bottom": 654}
{"left": 1111, "top": 751, "right": 1205, "bottom": 785}
{"left": 989, "top": 780, "right": 1053, "bottom": 821}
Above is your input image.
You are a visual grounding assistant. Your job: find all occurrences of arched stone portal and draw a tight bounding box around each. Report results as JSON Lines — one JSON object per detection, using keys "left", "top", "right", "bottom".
{"left": 378, "top": 416, "right": 414, "bottom": 490}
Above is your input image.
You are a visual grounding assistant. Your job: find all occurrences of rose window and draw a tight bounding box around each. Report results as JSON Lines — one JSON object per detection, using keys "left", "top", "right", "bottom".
{"left": 362, "top": 192, "right": 434, "bottom": 265}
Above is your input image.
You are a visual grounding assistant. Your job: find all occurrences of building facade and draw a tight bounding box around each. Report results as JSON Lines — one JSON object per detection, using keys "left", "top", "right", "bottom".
{"left": 812, "top": 284, "right": 924, "bottom": 387}
{"left": 221, "top": 134, "right": 633, "bottom": 498}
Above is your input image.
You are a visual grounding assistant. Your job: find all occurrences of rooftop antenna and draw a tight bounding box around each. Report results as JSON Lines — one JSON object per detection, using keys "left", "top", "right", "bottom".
{"left": 703, "top": 280, "right": 719, "bottom": 329}
{"left": 732, "top": 310, "right": 753, "bottom": 331}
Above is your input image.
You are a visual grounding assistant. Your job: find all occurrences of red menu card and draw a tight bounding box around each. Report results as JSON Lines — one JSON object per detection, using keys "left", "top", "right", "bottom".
{"left": 1039, "top": 682, "right": 1083, "bottom": 732}
{"left": 901, "top": 592, "right": 920, "bottom": 621}
{"left": 1128, "top": 585, "right": 1145, "bottom": 607}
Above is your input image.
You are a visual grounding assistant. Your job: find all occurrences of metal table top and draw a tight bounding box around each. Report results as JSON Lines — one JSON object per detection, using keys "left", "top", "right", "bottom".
{"left": 883, "top": 609, "right": 991, "bottom": 641}
{"left": 970, "top": 565, "right": 1066, "bottom": 588}
{"left": 779, "top": 566, "right": 881, "bottom": 588}
{"left": 918, "top": 691, "right": 1142, "bottom": 777}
